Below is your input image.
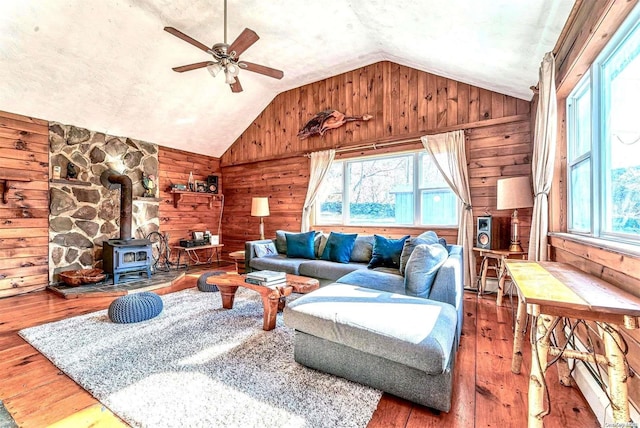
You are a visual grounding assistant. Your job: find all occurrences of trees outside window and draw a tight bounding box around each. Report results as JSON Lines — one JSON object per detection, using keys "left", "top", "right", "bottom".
{"left": 315, "top": 151, "right": 457, "bottom": 227}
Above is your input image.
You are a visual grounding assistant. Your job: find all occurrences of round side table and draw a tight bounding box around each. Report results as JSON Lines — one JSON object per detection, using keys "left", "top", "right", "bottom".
{"left": 229, "top": 250, "right": 246, "bottom": 274}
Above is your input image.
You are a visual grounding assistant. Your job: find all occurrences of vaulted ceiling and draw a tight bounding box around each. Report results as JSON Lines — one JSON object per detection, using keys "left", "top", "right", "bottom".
{"left": 0, "top": 1, "right": 573, "bottom": 157}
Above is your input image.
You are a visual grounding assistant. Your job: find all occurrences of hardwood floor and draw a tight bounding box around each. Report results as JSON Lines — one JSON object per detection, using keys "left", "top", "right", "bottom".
{"left": 0, "top": 270, "right": 600, "bottom": 427}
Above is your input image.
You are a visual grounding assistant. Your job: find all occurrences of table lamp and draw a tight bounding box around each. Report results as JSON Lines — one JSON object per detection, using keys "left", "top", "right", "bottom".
{"left": 251, "top": 197, "right": 270, "bottom": 240}
{"left": 496, "top": 176, "right": 534, "bottom": 252}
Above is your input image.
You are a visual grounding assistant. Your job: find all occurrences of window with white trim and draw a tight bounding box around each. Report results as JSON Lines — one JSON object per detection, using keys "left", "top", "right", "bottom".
{"left": 567, "top": 7, "right": 640, "bottom": 243}
{"left": 315, "top": 151, "right": 458, "bottom": 227}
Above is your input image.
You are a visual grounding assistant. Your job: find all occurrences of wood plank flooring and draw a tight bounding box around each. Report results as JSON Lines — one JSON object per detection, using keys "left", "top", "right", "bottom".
{"left": 0, "top": 269, "right": 600, "bottom": 427}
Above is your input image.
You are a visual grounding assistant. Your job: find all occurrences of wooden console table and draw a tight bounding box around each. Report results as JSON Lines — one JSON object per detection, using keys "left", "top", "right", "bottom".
{"left": 473, "top": 247, "right": 527, "bottom": 305}
{"left": 172, "top": 244, "right": 224, "bottom": 268}
{"left": 505, "top": 260, "right": 640, "bottom": 427}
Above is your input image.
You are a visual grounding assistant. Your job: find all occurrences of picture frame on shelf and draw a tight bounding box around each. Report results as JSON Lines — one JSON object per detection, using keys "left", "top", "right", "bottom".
{"left": 195, "top": 181, "right": 207, "bottom": 193}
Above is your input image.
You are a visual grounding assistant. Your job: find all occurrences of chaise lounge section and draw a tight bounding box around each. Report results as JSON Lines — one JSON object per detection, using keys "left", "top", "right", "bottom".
{"left": 246, "top": 230, "right": 464, "bottom": 411}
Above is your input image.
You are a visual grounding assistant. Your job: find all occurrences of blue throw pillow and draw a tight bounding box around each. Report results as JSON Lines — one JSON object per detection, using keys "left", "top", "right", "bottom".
{"left": 368, "top": 235, "right": 410, "bottom": 269}
{"left": 285, "top": 231, "right": 316, "bottom": 259}
{"left": 321, "top": 232, "right": 358, "bottom": 264}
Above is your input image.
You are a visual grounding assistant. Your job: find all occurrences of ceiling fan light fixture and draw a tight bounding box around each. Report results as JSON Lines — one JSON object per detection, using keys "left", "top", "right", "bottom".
{"left": 224, "top": 69, "right": 237, "bottom": 85}
{"left": 207, "top": 62, "right": 223, "bottom": 77}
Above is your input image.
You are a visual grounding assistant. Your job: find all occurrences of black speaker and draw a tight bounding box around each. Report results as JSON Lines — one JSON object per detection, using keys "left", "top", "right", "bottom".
{"left": 206, "top": 175, "right": 219, "bottom": 194}
{"left": 476, "top": 216, "right": 508, "bottom": 249}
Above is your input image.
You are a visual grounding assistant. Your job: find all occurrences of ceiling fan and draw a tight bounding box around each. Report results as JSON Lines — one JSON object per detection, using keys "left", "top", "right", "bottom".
{"left": 164, "top": 0, "right": 284, "bottom": 93}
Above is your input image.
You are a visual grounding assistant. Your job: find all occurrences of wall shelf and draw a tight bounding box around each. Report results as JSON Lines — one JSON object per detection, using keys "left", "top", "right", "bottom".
{"left": 133, "top": 196, "right": 162, "bottom": 202}
{"left": 169, "top": 190, "right": 223, "bottom": 209}
{"left": 50, "top": 178, "right": 92, "bottom": 187}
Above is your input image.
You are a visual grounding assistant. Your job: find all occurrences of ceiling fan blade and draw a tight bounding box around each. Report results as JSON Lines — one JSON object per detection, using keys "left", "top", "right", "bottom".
{"left": 228, "top": 28, "right": 259, "bottom": 58}
{"left": 172, "top": 62, "right": 210, "bottom": 73}
{"left": 239, "top": 61, "right": 284, "bottom": 80}
{"left": 230, "top": 77, "right": 243, "bottom": 93}
{"left": 164, "top": 26, "right": 211, "bottom": 53}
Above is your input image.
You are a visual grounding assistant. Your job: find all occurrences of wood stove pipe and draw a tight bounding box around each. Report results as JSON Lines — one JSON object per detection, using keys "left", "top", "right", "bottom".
{"left": 100, "top": 170, "right": 133, "bottom": 241}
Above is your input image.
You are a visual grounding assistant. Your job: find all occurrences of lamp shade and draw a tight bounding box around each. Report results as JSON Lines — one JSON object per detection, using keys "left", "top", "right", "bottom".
{"left": 496, "top": 177, "right": 534, "bottom": 210}
{"left": 251, "top": 197, "right": 270, "bottom": 217}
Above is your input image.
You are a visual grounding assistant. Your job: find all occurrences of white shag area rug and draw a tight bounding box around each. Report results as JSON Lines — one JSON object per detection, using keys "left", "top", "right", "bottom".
{"left": 19, "top": 288, "right": 381, "bottom": 428}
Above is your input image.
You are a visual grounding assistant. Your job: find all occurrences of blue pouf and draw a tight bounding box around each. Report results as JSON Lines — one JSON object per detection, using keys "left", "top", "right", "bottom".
{"left": 108, "top": 292, "right": 163, "bottom": 324}
{"left": 197, "top": 271, "right": 224, "bottom": 292}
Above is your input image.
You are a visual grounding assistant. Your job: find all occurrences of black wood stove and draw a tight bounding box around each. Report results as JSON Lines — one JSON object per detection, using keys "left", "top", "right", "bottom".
{"left": 100, "top": 170, "right": 152, "bottom": 285}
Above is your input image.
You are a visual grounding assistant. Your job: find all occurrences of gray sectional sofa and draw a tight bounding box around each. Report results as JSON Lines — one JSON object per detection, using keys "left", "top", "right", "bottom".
{"left": 244, "top": 230, "right": 464, "bottom": 412}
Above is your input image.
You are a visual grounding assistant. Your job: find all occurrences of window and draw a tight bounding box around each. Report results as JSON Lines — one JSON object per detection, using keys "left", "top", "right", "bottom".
{"left": 315, "top": 151, "right": 458, "bottom": 227}
{"left": 567, "top": 7, "right": 640, "bottom": 243}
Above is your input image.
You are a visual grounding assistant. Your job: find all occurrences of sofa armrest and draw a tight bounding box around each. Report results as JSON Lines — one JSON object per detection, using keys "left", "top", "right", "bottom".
{"left": 428, "top": 245, "right": 464, "bottom": 346}
{"left": 244, "top": 238, "right": 277, "bottom": 273}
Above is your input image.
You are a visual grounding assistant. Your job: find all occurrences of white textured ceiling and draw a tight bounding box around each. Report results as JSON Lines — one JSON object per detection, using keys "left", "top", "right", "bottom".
{"left": 0, "top": 1, "right": 573, "bottom": 157}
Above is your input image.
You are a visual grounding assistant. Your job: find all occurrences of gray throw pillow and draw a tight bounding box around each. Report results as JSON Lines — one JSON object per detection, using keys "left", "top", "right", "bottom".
{"left": 275, "top": 230, "right": 288, "bottom": 254}
{"left": 314, "top": 231, "right": 325, "bottom": 258}
{"left": 399, "top": 231, "right": 440, "bottom": 275}
{"left": 404, "top": 244, "right": 448, "bottom": 298}
{"left": 350, "top": 235, "right": 374, "bottom": 263}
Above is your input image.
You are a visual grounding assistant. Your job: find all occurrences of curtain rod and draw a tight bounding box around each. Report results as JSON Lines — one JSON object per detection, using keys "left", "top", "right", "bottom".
{"left": 336, "top": 137, "right": 423, "bottom": 153}
{"left": 316, "top": 129, "right": 471, "bottom": 156}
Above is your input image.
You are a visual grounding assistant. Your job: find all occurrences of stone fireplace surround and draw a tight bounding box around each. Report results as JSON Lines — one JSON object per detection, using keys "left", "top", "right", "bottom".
{"left": 48, "top": 122, "right": 160, "bottom": 284}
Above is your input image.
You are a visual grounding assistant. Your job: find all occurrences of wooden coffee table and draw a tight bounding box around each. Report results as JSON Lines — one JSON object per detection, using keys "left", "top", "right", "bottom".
{"left": 206, "top": 273, "right": 320, "bottom": 331}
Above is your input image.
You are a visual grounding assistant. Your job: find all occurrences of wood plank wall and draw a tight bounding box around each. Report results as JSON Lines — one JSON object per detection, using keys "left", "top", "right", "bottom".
{"left": 549, "top": 0, "right": 640, "bottom": 414}
{"left": 222, "top": 61, "right": 531, "bottom": 166}
{"left": 0, "top": 111, "right": 49, "bottom": 298}
{"left": 221, "top": 62, "right": 532, "bottom": 260}
{"left": 157, "top": 147, "right": 223, "bottom": 262}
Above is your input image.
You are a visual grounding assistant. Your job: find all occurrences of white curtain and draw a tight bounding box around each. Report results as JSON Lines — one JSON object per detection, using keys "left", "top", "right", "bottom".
{"left": 528, "top": 52, "right": 557, "bottom": 261}
{"left": 301, "top": 149, "right": 335, "bottom": 232}
{"left": 422, "top": 130, "right": 475, "bottom": 288}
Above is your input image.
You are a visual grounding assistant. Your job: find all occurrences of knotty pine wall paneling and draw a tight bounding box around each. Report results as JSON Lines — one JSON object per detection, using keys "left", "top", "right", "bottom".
{"left": 221, "top": 61, "right": 532, "bottom": 259}
{"left": 222, "top": 62, "right": 531, "bottom": 166}
{"left": 157, "top": 147, "right": 223, "bottom": 260}
{"left": 0, "top": 111, "right": 49, "bottom": 298}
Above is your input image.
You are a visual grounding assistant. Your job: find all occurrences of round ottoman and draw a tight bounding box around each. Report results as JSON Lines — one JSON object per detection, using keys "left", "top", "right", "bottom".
{"left": 108, "top": 292, "right": 163, "bottom": 324}
{"left": 197, "top": 271, "right": 224, "bottom": 292}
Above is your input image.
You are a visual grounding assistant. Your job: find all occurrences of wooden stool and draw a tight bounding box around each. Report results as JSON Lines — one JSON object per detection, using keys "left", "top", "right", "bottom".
{"left": 229, "top": 251, "right": 246, "bottom": 274}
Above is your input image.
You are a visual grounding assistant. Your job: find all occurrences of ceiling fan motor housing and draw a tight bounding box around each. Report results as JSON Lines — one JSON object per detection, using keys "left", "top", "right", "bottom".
{"left": 210, "top": 43, "right": 234, "bottom": 60}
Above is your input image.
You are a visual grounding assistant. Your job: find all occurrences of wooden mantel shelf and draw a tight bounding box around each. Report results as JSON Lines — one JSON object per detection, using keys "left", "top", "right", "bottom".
{"left": 49, "top": 178, "right": 92, "bottom": 187}
{"left": 169, "top": 190, "right": 223, "bottom": 209}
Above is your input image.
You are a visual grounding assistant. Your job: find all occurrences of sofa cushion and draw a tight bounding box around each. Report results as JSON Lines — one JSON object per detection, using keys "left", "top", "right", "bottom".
{"left": 337, "top": 269, "right": 405, "bottom": 295}
{"left": 399, "top": 231, "right": 439, "bottom": 275}
{"left": 368, "top": 235, "right": 409, "bottom": 269}
{"left": 321, "top": 232, "right": 358, "bottom": 264}
{"left": 254, "top": 242, "right": 277, "bottom": 258}
{"left": 284, "top": 283, "right": 457, "bottom": 375}
{"left": 349, "top": 235, "right": 374, "bottom": 263}
{"left": 405, "top": 244, "right": 448, "bottom": 298}
{"left": 285, "top": 231, "right": 316, "bottom": 259}
{"left": 299, "top": 260, "right": 367, "bottom": 281}
{"left": 249, "top": 254, "right": 306, "bottom": 275}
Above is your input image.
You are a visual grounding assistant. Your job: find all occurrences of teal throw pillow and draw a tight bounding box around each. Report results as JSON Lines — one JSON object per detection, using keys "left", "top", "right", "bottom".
{"left": 368, "top": 234, "right": 409, "bottom": 269}
{"left": 321, "top": 232, "right": 358, "bottom": 264}
{"left": 404, "top": 243, "right": 448, "bottom": 298}
{"left": 285, "top": 231, "right": 316, "bottom": 259}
